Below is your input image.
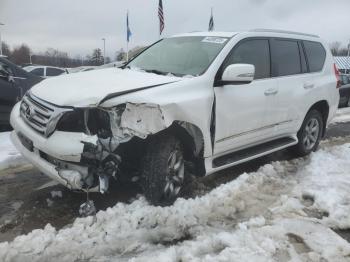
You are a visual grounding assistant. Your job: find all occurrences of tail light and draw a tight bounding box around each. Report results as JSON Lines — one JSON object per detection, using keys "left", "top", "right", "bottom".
{"left": 334, "top": 63, "right": 341, "bottom": 88}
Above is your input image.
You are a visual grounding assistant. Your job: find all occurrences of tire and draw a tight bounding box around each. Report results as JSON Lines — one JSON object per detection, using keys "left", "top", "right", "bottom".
{"left": 292, "top": 110, "right": 323, "bottom": 157}
{"left": 347, "top": 96, "right": 350, "bottom": 108}
{"left": 141, "top": 133, "right": 186, "bottom": 206}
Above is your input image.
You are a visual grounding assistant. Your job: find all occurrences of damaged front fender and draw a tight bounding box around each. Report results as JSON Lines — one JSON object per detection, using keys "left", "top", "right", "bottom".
{"left": 108, "top": 103, "right": 167, "bottom": 141}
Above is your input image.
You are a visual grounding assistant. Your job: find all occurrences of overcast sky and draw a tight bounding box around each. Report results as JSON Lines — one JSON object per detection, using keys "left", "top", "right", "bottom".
{"left": 1, "top": 0, "right": 349, "bottom": 59}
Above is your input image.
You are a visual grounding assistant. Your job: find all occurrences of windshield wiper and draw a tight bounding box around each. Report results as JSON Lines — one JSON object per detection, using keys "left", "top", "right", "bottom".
{"left": 144, "top": 69, "right": 169, "bottom": 75}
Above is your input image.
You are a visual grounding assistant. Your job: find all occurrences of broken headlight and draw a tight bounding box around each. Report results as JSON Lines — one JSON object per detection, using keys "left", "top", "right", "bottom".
{"left": 56, "top": 108, "right": 112, "bottom": 137}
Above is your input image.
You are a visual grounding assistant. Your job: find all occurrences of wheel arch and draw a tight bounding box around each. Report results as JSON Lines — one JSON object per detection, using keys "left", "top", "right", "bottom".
{"left": 160, "top": 121, "right": 206, "bottom": 176}
{"left": 306, "top": 100, "right": 329, "bottom": 138}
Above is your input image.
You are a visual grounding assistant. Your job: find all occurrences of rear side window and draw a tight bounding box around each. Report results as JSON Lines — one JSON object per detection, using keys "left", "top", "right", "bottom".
{"left": 46, "top": 67, "right": 65, "bottom": 76}
{"left": 303, "top": 41, "right": 326, "bottom": 72}
{"left": 223, "top": 39, "right": 270, "bottom": 79}
{"left": 271, "top": 39, "right": 301, "bottom": 77}
{"left": 30, "top": 68, "right": 44, "bottom": 77}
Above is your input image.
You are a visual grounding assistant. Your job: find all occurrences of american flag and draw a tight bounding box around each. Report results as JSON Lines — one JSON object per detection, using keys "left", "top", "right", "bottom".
{"left": 158, "top": 0, "right": 164, "bottom": 35}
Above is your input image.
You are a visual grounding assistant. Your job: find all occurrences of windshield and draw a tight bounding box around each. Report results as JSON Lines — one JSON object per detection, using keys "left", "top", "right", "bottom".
{"left": 127, "top": 36, "right": 229, "bottom": 76}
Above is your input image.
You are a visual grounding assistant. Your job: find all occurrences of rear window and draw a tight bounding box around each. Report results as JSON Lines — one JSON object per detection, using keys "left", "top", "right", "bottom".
{"left": 271, "top": 39, "right": 301, "bottom": 77}
{"left": 303, "top": 41, "right": 326, "bottom": 72}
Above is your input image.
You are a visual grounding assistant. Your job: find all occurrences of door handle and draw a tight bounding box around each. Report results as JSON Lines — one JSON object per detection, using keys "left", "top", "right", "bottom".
{"left": 264, "top": 88, "right": 278, "bottom": 96}
{"left": 303, "top": 83, "right": 315, "bottom": 89}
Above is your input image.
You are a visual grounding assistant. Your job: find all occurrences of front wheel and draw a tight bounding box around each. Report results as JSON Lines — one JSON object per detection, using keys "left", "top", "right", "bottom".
{"left": 141, "top": 133, "right": 186, "bottom": 206}
{"left": 292, "top": 110, "right": 323, "bottom": 157}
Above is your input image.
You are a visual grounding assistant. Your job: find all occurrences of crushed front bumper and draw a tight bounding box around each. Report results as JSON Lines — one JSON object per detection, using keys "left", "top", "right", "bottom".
{"left": 10, "top": 102, "right": 99, "bottom": 191}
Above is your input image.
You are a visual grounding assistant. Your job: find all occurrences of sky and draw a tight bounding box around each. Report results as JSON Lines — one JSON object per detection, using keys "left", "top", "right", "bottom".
{"left": 0, "top": 0, "right": 349, "bottom": 59}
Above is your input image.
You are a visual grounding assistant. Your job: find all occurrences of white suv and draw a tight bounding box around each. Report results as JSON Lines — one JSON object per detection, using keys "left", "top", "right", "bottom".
{"left": 10, "top": 29, "right": 339, "bottom": 205}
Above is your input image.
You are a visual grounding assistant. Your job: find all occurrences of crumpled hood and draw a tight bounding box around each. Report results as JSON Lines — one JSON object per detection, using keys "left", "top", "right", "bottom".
{"left": 30, "top": 68, "right": 181, "bottom": 107}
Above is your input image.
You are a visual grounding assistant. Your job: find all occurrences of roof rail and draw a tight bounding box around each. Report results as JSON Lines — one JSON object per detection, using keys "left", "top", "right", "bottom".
{"left": 250, "top": 29, "right": 320, "bottom": 38}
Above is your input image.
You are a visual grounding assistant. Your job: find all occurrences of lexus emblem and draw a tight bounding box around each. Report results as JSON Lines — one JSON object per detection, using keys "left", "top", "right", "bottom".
{"left": 24, "top": 104, "right": 36, "bottom": 120}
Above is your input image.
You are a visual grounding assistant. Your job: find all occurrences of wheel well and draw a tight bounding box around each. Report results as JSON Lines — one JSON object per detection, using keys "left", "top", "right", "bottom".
{"left": 164, "top": 121, "right": 206, "bottom": 176}
{"left": 115, "top": 121, "right": 206, "bottom": 178}
{"left": 307, "top": 100, "right": 329, "bottom": 137}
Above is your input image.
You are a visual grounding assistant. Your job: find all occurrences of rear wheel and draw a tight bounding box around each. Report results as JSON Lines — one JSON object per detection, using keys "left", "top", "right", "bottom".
{"left": 141, "top": 133, "right": 186, "bottom": 206}
{"left": 292, "top": 110, "right": 323, "bottom": 157}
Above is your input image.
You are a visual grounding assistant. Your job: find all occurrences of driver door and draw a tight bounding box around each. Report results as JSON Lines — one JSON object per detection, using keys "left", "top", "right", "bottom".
{"left": 0, "top": 61, "right": 21, "bottom": 124}
{"left": 214, "top": 38, "right": 278, "bottom": 155}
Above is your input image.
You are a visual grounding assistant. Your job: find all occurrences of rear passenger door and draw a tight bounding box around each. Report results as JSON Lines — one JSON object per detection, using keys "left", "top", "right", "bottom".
{"left": 268, "top": 38, "right": 310, "bottom": 136}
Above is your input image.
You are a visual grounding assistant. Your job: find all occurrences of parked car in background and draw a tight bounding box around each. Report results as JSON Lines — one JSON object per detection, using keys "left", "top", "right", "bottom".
{"left": 338, "top": 74, "right": 350, "bottom": 107}
{"left": 10, "top": 30, "right": 339, "bottom": 206}
{"left": 99, "top": 61, "right": 125, "bottom": 69}
{"left": 23, "top": 65, "right": 67, "bottom": 78}
{"left": 0, "top": 57, "right": 42, "bottom": 126}
{"left": 66, "top": 66, "right": 97, "bottom": 74}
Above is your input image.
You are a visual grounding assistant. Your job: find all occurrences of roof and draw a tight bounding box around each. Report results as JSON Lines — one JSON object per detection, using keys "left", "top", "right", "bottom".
{"left": 334, "top": 56, "right": 350, "bottom": 70}
{"left": 172, "top": 29, "right": 320, "bottom": 40}
{"left": 172, "top": 31, "right": 238, "bottom": 38}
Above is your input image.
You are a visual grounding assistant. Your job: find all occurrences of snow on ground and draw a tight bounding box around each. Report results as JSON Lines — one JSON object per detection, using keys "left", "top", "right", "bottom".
{"left": 332, "top": 107, "right": 350, "bottom": 124}
{"left": 1, "top": 143, "right": 350, "bottom": 261}
{"left": 0, "top": 132, "right": 28, "bottom": 171}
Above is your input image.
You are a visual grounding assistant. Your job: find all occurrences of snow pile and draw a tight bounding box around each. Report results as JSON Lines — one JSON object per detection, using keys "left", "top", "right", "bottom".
{"left": 332, "top": 107, "right": 350, "bottom": 124}
{"left": 0, "top": 132, "right": 28, "bottom": 171}
{"left": 1, "top": 144, "right": 350, "bottom": 261}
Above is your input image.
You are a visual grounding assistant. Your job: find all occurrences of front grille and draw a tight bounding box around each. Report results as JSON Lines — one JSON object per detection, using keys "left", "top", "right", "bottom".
{"left": 20, "top": 93, "right": 72, "bottom": 137}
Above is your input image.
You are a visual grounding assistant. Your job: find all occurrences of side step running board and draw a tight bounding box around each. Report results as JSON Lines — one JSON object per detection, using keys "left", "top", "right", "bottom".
{"left": 213, "top": 137, "right": 297, "bottom": 168}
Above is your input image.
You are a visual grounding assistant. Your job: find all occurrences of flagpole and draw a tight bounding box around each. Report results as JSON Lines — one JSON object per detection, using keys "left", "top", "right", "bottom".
{"left": 126, "top": 10, "right": 129, "bottom": 62}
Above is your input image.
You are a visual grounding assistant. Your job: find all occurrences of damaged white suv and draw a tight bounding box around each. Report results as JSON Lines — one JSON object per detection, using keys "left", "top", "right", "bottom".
{"left": 10, "top": 30, "right": 339, "bottom": 205}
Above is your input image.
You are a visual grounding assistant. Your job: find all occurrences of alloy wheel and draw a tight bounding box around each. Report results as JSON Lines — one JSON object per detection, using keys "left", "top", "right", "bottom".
{"left": 164, "top": 148, "right": 185, "bottom": 199}
{"left": 303, "top": 118, "right": 320, "bottom": 151}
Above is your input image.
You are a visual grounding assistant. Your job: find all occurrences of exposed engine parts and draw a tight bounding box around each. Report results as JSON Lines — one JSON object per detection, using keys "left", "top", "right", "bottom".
{"left": 46, "top": 102, "right": 205, "bottom": 211}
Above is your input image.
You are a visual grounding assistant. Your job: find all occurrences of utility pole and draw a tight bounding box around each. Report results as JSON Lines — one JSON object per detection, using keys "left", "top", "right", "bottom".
{"left": 0, "top": 23, "right": 4, "bottom": 56}
{"left": 102, "top": 38, "right": 106, "bottom": 65}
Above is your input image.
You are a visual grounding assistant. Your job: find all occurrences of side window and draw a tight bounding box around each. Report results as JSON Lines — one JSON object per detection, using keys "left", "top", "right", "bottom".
{"left": 271, "top": 39, "right": 301, "bottom": 77}
{"left": 46, "top": 67, "right": 65, "bottom": 77}
{"left": 30, "top": 68, "right": 44, "bottom": 77}
{"left": 223, "top": 39, "right": 270, "bottom": 79}
{"left": 303, "top": 41, "right": 326, "bottom": 72}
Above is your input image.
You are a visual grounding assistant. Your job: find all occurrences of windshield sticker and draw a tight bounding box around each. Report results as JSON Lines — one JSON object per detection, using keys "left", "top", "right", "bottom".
{"left": 202, "top": 37, "right": 228, "bottom": 44}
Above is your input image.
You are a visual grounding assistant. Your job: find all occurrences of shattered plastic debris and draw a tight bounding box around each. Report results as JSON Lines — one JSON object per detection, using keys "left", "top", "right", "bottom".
{"left": 46, "top": 198, "right": 54, "bottom": 207}
{"left": 79, "top": 200, "right": 96, "bottom": 217}
{"left": 50, "top": 191, "right": 63, "bottom": 198}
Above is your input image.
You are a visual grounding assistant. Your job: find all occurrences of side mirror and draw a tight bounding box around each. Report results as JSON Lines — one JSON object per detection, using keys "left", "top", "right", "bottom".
{"left": 8, "top": 75, "right": 15, "bottom": 83}
{"left": 220, "top": 64, "right": 255, "bottom": 85}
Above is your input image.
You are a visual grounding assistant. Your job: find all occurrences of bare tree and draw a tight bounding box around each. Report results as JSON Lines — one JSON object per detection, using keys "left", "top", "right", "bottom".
{"left": 116, "top": 48, "right": 126, "bottom": 61}
{"left": 1, "top": 42, "right": 11, "bottom": 57}
{"left": 330, "top": 41, "right": 349, "bottom": 56}
{"left": 90, "top": 48, "right": 104, "bottom": 66}
{"left": 10, "top": 44, "right": 31, "bottom": 65}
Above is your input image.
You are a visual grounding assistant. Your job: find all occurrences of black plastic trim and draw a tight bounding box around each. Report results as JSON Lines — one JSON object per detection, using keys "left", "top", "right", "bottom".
{"left": 213, "top": 137, "right": 296, "bottom": 167}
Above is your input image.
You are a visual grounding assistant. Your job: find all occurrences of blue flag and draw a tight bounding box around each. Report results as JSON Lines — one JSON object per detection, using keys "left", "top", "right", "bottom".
{"left": 127, "top": 12, "right": 132, "bottom": 42}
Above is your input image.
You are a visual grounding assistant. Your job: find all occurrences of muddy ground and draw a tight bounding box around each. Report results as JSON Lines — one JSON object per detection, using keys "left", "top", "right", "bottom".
{"left": 0, "top": 122, "right": 350, "bottom": 243}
